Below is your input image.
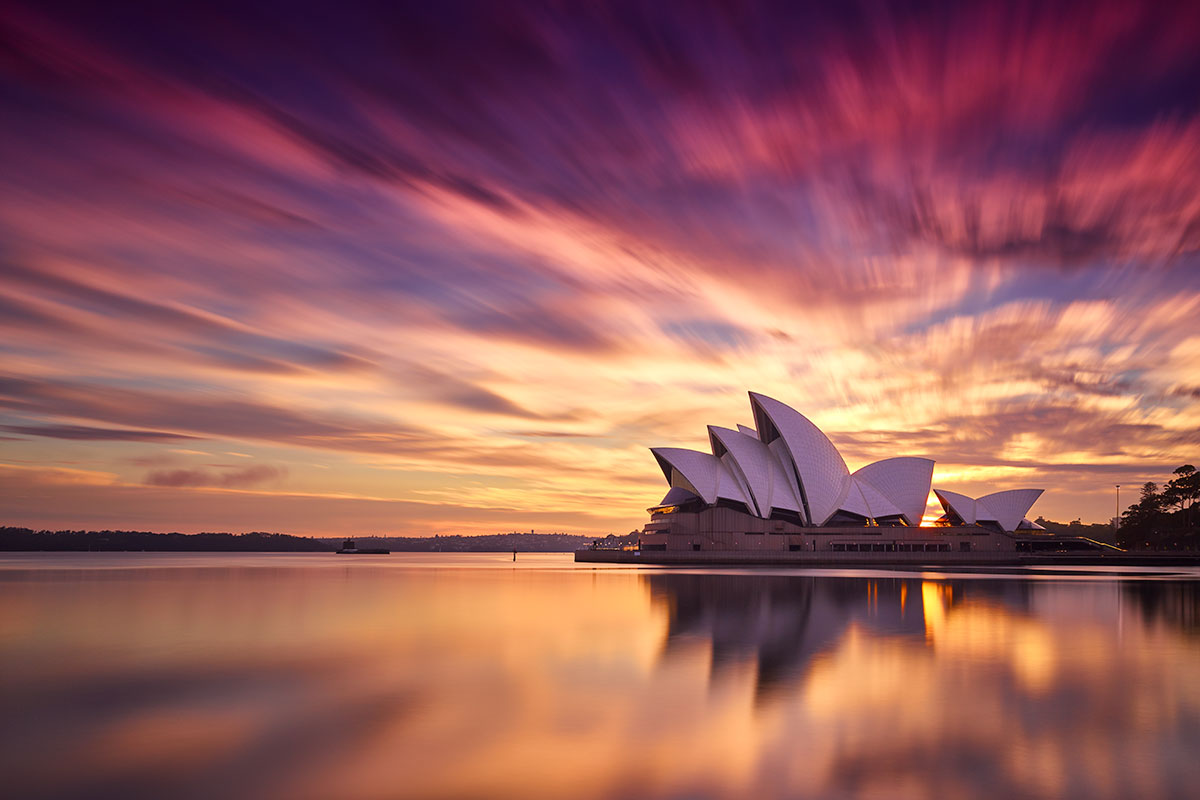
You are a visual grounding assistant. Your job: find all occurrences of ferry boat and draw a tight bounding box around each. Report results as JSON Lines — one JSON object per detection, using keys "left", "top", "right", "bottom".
{"left": 336, "top": 538, "right": 390, "bottom": 554}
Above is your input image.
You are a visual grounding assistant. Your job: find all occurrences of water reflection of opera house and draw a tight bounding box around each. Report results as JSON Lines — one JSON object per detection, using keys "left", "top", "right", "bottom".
{"left": 581, "top": 392, "right": 1114, "bottom": 562}
{"left": 645, "top": 569, "right": 1200, "bottom": 732}
{"left": 646, "top": 573, "right": 1031, "bottom": 698}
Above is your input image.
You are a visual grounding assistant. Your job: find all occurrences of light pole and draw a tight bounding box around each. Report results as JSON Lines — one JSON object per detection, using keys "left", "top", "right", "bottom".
{"left": 1115, "top": 484, "right": 1120, "bottom": 531}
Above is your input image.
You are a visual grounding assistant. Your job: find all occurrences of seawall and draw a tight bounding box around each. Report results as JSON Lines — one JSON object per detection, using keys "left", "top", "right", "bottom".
{"left": 575, "top": 549, "right": 1200, "bottom": 568}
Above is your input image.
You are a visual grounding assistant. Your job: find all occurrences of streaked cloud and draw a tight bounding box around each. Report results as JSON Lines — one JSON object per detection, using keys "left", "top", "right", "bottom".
{"left": 0, "top": 0, "right": 1197, "bottom": 534}
{"left": 144, "top": 464, "right": 287, "bottom": 489}
{"left": 0, "top": 423, "right": 199, "bottom": 442}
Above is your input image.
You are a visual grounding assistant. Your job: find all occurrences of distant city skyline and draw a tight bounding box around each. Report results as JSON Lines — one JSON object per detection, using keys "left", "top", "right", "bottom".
{"left": 1, "top": 0, "right": 1198, "bottom": 535}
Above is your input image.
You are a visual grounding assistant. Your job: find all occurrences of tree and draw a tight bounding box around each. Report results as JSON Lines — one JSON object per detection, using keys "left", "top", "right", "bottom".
{"left": 1118, "top": 469, "right": 1200, "bottom": 550}
{"left": 1164, "top": 465, "right": 1199, "bottom": 524}
{"left": 1119, "top": 482, "right": 1165, "bottom": 549}
{"left": 1119, "top": 488, "right": 1147, "bottom": 548}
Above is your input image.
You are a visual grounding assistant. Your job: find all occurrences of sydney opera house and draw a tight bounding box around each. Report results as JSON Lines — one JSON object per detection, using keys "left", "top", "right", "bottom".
{"left": 582, "top": 392, "right": 1113, "bottom": 561}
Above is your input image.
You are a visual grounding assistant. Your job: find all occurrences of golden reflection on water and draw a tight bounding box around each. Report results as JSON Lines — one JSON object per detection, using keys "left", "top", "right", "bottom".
{"left": 1, "top": 554, "right": 1199, "bottom": 799}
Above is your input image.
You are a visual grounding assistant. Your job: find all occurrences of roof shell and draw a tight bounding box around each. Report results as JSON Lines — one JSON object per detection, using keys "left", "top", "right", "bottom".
{"left": 653, "top": 486, "right": 701, "bottom": 508}
{"left": 837, "top": 478, "right": 903, "bottom": 520}
{"left": 934, "top": 489, "right": 977, "bottom": 524}
{"left": 852, "top": 457, "right": 935, "bottom": 526}
{"left": 977, "top": 489, "right": 1044, "bottom": 532}
{"left": 749, "top": 393, "right": 850, "bottom": 525}
{"left": 837, "top": 481, "right": 870, "bottom": 518}
{"left": 735, "top": 424, "right": 759, "bottom": 439}
{"left": 934, "top": 488, "right": 1045, "bottom": 531}
{"left": 708, "top": 425, "right": 802, "bottom": 517}
{"left": 651, "top": 447, "right": 750, "bottom": 508}
{"left": 856, "top": 479, "right": 903, "bottom": 519}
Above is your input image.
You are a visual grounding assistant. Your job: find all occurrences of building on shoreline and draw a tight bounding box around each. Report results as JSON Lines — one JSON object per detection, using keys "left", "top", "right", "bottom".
{"left": 626, "top": 392, "right": 1099, "bottom": 557}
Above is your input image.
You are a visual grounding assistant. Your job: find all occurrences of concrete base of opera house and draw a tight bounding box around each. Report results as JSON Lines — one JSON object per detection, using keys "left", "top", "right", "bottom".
{"left": 574, "top": 547, "right": 1200, "bottom": 568}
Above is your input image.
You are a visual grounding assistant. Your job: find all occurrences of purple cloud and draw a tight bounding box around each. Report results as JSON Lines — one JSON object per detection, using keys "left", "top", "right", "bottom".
{"left": 144, "top": 464, "right": 287, "bottom": 489}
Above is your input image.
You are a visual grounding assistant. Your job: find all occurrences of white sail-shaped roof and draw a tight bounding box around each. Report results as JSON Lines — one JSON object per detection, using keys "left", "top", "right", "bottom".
{"left": 837, "top": 482, "right": 871, "bottom": 518}
{"left": 977, "top": 489, "right": 1044, "bottom": 532}
{"left": 934, "top": 488, "right": 1044, "bottom": 531}
{"left": 654, "top": 486, "right": 701, "bottom": 508}
{"left": 749, "top": 393, "right": 850, "bottom": 526}
{"left": 643, "top": 391, "right": 1044, "bottom": 530}
{"left": 934, "top": 489, "right": 977, "bottom": 524}
{"left": 651, "top": 447, "right": 750, "bottom": 508}
{"left": 708, "top": 426, "right": 802, "bottom": 517}
{"left": 857, "top": 479, "right": 903, "bottom": 519}
{"left": 837, "top": 478, "right": 904, "bottom": 520}
{"left": 852, "top": 457, "right": 935, "bottom": 526}
{"left": 767, "top": 438, "right": 808, "bottom": 523}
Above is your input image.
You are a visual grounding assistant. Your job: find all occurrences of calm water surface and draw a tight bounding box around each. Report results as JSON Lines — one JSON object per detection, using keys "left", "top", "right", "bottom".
{"left": 2, "top": 553, "right": 1199, "bottom": 799}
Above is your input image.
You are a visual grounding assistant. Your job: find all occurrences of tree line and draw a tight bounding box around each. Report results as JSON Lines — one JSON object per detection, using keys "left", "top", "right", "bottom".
{"left": 318, "top": 533, "right": 595, "bottom": 552}
{"left": 1119, "top": 465, "right": 1200, "bottom": 550}
{"left": 0, "top": 528, "right": 331, "bottom": 551}
{"left": 0, "top": 528, "right": 599, "bottom": 552}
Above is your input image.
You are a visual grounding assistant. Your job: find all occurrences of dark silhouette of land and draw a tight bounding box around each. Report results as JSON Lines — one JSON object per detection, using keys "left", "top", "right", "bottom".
{"left": 14, "top": 488, "right": 1200, "bottom": 554}
{"left": 317, "top": 532, "right": 635, "bottom": 552}
{"left": 0, "top": 527, "right": 331, "bottom": 552}
{"left": 1031, "top": 517, "right": 1116, "bottom": 541}
{"left": 0, "top": 527, "right": 615, "bottom": 552}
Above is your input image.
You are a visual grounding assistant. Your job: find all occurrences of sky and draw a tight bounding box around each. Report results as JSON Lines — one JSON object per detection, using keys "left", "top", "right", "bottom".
{"left": 1, "top": 0, "right": 1198, "bottom": 536}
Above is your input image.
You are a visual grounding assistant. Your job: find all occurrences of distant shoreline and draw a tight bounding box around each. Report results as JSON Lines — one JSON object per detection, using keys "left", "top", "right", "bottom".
{"left": 0, "top": 527, "right": 603, "bottom": 553}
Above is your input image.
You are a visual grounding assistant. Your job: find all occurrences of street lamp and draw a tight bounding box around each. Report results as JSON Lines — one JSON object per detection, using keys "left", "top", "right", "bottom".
{"left": 1115, "top": 484, "right": 1120, "bottom": 530}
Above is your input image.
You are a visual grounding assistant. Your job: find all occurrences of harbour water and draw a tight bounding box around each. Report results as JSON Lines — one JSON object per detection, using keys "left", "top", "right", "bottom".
{"left": 2, "top": 553, "right": 1199, "bottom": 799}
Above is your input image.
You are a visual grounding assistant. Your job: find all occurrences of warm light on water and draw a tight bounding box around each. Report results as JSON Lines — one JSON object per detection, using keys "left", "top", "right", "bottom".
{"left": 2, "top": 554, "right": 1199, "bottom": 799}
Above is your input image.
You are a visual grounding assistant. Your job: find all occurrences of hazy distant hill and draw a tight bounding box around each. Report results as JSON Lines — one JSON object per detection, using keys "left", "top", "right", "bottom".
{"left": 0, "top": 527, "right": 332, "bottom": 552}
{"left": 9, "top": 523, "right": 1123, "bottom": 552}
{"left": 318, "top": 532, "right": 625, "bottom": 552}
{"left": 0, "top": 527, "right": 629, "bottom": 552}
{"left": 1031, "top": 517, "right": 1117, "bottom": 543}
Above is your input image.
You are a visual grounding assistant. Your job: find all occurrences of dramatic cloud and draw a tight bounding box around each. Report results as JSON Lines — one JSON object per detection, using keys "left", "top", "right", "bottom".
{"left": 0, "top": 423, "right": 199, "bottom": 442}
{"left": 144, "top": 464, "right": 287, "bottom": 489}
{"left": 0, "top": 0, "right": 1197, "bottom": 534}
